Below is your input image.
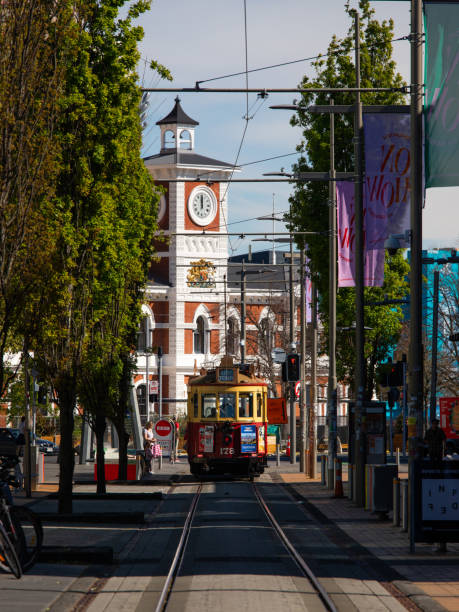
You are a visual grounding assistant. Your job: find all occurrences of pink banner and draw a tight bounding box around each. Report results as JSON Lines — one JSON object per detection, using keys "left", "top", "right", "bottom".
{"left": 337, "top": 181, "right": 385, "bottom": 287}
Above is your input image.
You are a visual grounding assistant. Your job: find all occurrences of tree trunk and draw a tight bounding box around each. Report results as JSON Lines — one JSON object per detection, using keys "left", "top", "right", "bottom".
{"left": 95, "top": 413, "right": 106, "bottom": 494}
{"left": 115, "top": 420, "right": 128, "bottom": 481}
{"left": 57, "top": 379, "right": 76, "bottom": 514}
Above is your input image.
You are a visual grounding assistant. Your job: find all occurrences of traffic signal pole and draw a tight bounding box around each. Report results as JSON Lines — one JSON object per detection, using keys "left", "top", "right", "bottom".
{"left": 353, "top": 12, "right": 367, "bottom": 507}
{"left": 328, "top": 99, "right": 338, "bottom": 490}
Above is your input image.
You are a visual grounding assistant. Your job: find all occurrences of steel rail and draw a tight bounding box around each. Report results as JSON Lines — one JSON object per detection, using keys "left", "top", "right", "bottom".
{"left": 155, "top": 483, "right": 203, "bottom": 612}
{"left": 253, "top": 483, "right": 338, "bottom": 612}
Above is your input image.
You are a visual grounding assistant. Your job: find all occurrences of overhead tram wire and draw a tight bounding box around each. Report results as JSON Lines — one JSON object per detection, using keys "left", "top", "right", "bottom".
{"left": 193, "top": 34, "right": 410, "bottom": 86}
{"left": 217, "top": 0, "right": 251, "bottom": 255}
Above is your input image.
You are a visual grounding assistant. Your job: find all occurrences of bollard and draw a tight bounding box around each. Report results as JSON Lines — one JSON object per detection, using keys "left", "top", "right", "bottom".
{"left": 348, "top": 464, "right": 354, "bottom": 500}
{"left": 396, "top": 448, "right": 400, "bottom": 467}
{"left": 321, "top": 456, "right": 327, "bottom": 485}
{"left": 276, "top": 443, "right": 280, "bottom": 467}
{"left": 334, "top": 458, "right": 344, "bottom": 498}
{"left": 401, "top": 480, "right": 408, "bottom": 532}
{"left": 392, "top": 478, "right": 401, "bottom": 526}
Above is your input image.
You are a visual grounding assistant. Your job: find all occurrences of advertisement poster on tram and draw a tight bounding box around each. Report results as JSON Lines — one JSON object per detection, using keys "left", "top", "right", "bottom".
{"left": 198, "top": 426, "right": 214, "bottom": 453}
{"left": 258, "top": 427, "right": 265, "bottom": 453}
{"left": 241, "top": 425, "right": 257, "bottom": 453}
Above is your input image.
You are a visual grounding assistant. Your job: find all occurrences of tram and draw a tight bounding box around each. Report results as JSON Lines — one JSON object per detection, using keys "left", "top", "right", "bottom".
{"left": 186, "top": 356, "right": 268, "bottom": 476}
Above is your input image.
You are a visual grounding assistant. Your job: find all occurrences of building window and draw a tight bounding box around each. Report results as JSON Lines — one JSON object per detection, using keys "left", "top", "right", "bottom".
{"left": 179, "top": 129, "right": 192, "bottom": 149}
{"left": 258, "top": 317, "right": 273, "bottom": 353}
{"left": 193, "top": 316, "right": 206, "bottom": 354}
{"left": 137, "top": 317, "right": 149, "bottom": 352}
{"left": 227, "top": 317, "right": 238, "bottom": 355}
{"left": 136, "top": 384, "right": 147, "bottom": 419}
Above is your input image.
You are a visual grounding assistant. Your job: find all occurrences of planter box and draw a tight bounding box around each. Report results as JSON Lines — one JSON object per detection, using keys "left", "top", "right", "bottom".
{"left": 94, "top": 463, "right": 136, "bottom": 481}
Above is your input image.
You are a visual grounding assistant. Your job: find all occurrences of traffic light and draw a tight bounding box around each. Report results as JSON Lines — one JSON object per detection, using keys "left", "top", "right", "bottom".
{"left": 377, "top": 361, "right": 404, "bottom": 388}
{"left": 286, "top": 354, "right": 300, "bottom": 382}
{"left": 388, "top": 361, "right": 404, "bottom": 387}
{"left": 37, "top": 385, "right": 47, "bottom": 405}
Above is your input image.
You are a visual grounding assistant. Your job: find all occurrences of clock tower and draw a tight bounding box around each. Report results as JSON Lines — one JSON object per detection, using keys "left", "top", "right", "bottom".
{"left": 143, "top": 98, "right": 237, "bottom": 415}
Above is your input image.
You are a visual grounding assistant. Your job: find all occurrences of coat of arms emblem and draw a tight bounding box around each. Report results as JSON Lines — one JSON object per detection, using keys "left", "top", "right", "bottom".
{"left": 187, "top": 259, "right": 216, "bottom": 288}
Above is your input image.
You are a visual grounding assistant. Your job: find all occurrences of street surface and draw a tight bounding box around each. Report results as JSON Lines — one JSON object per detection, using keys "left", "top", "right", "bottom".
{"left": 0, "top": 455, "right": 457, "bottom": 612}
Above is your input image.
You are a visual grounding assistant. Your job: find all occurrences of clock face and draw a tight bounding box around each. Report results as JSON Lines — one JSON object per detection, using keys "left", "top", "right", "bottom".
{"left": 188, "top": 188, "right": 217, "bottom": 226}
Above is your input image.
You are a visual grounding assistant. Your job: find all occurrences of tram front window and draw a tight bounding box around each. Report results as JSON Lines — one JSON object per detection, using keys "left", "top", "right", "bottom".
{"left": 202, "top": 394, "right": 217, "bottom": 419}
{"left": 239, "top": 393, "right": 253, "bottom": 418}
{"left": 219, "top": 393, "right": 236, "bottom": 419}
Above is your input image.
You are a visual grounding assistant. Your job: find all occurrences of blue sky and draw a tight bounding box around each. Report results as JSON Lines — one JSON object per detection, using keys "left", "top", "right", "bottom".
{"left": 128, "top": 0, "right": 458, "bottom": 255}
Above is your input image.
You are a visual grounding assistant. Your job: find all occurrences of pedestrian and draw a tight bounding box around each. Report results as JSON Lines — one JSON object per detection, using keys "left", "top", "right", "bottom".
{"left": 143, "top": 421, "right": 154, "bottom": 474}
{"left": 424, "top": 418, "right": 446, "bottom": 462}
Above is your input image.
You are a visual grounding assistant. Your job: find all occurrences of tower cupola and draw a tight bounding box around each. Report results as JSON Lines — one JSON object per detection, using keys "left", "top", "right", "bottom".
{"left": 156, "top": 97, "right": 199, "bottom": 154}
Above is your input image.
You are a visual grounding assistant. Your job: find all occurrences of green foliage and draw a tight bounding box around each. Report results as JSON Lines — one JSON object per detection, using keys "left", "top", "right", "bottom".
{"left": 288, "top": 0, "right": 409, "bottom": 394}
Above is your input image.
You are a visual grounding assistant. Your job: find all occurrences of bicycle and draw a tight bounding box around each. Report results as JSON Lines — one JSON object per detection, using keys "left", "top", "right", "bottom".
{"left": 0, "top": 454, "right": 43, "bottom": 574}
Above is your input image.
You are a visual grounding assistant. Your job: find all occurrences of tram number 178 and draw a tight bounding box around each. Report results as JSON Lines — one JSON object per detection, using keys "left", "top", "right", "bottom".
{"left": 220, "top": 447, "right": 235, "bottom": 455}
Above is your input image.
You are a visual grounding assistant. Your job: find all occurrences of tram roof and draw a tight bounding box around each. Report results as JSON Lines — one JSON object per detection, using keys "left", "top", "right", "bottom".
{"left": 188, "top": 367, "right": 266, "bottom": 387}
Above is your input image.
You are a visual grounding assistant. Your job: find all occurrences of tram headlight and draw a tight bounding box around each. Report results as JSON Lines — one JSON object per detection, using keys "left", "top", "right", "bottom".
{"left": 223, "top": 433, "right": 232, "bottom": 446}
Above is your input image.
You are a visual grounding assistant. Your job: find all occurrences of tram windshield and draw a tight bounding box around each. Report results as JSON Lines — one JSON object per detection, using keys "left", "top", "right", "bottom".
{"left": 239, "top": 392, "right": 253, "bottom": 418}
{"left": 219, "top": 393, "right": 236, "bottom": 419}
{"left": 202, "top": 394, "right": 217, "bottom": 418}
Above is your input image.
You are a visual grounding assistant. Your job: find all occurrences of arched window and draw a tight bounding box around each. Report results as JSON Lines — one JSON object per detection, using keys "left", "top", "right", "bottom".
{"left": 137, "top": 317, "right": 149, "bottom": 352}
{"left": 164, "top": 129, "right": 175, "bottom": 148}
{"left": 227, "top": 317, "right": 239, "bottom": 355}
{"left": 193, "top": 316, "right": 206, "bottom": 354}
{"left": 258, "top": 317, "right": 273, "bottom": 353}
{"left": 136, "top": 384, "right": 147, "bottom": 420}
{"left": 179, "top": 129, "right": 192, "bottom": 149}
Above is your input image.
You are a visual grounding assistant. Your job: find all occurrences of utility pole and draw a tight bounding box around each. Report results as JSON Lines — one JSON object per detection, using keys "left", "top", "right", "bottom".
{"left": 300, "top": 249, "right": 307, "bottom": 473}
{"left": 289, "top": 239, "right": 296, "bottom": 465}
{"left": 145, "top": 318, "right": 151, "bottom": 418}
{"left": 240, "top": 263, "right": 246, "bottom": 364}
{"left": 430, "top": 269, "right": 439, "bottom": 423}
{"left": 309, "top": 281, "right": 318, "bottom": 478}
{"left": 158, "top": 346, "right": 163, "bottom": 420}
{"left": 353, "top": 12, "right": 366, "bottom": 507}
{"left": 408, "top": 0, "right": 424, "bottom": 554}
{"left": 328, "top": 99, "right": 338, "bottom": 489}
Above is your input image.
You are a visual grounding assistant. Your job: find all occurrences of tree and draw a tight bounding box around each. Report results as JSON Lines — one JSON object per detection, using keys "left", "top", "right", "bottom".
{"left": 287, "top": 0, "right": 409, "bottom": 396}
{"left": 0, "top": 1, "right": 71, "bottom": 397}
{"left": 33, "top": 0, "right": 159, "bottom": 512}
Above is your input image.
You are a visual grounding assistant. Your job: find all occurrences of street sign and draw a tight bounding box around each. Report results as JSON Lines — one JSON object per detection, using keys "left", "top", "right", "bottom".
{"left": 271, "top": 348, "right": 286, "bottom": 363}
{"left": 295, "top": 381, "right": 301, "bottom": 398}
{"left": 154, "top": 419, "right": 173, "bottom": 457}
{"left": 149, "top": 380, "right": 159, "bottom": 394}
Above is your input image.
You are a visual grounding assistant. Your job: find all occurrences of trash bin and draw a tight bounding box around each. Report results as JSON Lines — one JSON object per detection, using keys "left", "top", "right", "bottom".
{"left": 365, "top": 464, "right": 398, "bottom": 514}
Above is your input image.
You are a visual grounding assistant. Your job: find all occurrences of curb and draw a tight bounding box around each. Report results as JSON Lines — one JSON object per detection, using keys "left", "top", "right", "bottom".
{"left": 35, "top": 512, "right": 145, "bottom": 523}
{"left": 38, "top": 545, "right": 114, "bottom": 565}
{"left": 45, "top": 492, "right": 163, "bottom": 500}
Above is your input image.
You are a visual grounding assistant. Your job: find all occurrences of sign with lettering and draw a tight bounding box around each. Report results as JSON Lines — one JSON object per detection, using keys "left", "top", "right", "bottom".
{"left": 414, "top": 460, "right": 459, "bottom": 543}
{"left": 337, "top": 112, "right": 411, "bottom": 287}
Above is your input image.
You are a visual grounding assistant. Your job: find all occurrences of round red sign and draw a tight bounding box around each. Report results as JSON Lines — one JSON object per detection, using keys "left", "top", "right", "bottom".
{"left": 155, "top": 419, "right": 172, "bottom": 437}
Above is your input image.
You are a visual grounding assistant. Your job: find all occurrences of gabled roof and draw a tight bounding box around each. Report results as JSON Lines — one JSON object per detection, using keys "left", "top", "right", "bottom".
{"left": 156, "top": 97, "right": 199, "bottom": 126}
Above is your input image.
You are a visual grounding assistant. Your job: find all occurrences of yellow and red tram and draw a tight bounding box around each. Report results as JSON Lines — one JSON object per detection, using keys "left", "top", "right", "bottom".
{"left": 186, "top": 357, "right": 268, "bottom": 476}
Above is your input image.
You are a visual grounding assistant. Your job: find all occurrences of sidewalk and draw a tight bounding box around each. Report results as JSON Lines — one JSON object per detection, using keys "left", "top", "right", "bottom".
{"left": 280, "top": 469, "right": 459, "bottom": 612}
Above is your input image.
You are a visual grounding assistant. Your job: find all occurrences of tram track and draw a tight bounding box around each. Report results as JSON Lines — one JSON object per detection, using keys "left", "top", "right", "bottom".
{"left": 155, "top": 479, "right": 337, "bottom": 612}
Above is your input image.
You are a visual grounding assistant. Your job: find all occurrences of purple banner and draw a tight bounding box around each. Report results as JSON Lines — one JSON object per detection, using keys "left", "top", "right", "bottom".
{"left": 364, "top": 113, "right": 411, "bottom": 246}
{"left": 337, "top": 112, "right": 411, "bottom": 287}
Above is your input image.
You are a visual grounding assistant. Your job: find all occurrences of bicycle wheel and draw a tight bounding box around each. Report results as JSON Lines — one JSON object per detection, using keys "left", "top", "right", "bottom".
{"left": 0, "top": 522, "right": 22, "bottom": 579}
{"left": 9, "top": 506, "right": 43, "bottom": 572}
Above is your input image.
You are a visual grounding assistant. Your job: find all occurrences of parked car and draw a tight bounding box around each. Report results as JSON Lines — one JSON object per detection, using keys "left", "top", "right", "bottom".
{"left": 36, "top": 438, "right": 59, "bottom": 455}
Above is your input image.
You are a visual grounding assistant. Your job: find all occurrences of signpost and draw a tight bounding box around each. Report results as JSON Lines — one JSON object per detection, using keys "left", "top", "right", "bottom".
{"left": 154, "top": 419, "right": 173, "bottom": 457}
